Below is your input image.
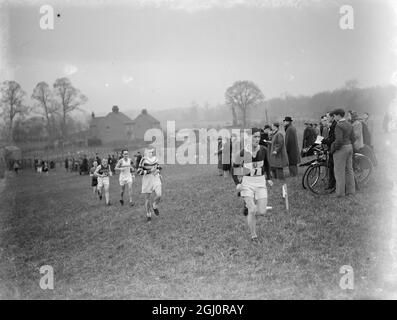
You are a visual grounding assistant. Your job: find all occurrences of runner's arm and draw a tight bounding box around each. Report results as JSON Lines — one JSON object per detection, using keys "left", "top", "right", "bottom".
{"left": 94, "top": 165, "right": 102, "bottom": 178}
{"left": 114, "top": 159, "right": 122, "bottom": 171}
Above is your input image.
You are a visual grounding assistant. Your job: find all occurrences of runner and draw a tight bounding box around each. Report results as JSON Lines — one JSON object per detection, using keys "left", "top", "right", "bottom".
{"left": 37, "top": 159, "right": 43, "bottom": 174}
{"left": 43, "top": 161, "right": 49, "bottom": 176}
{"left": 94, "top": 158, "right": 113, "bottom": 206}
{"left": 115, "top": 149, "right": 135, "bottom": 206}
{"left": 89, "top": 161, "right": 99, "bottom": 196}
{"left": 137, "top": 146, "right": 162, "bottom": 222}
{"left": 13, "top": 160, "right": 20, "bottom": 174}
{"left": 234, "top": 128, "right": 273, "bottom": 242}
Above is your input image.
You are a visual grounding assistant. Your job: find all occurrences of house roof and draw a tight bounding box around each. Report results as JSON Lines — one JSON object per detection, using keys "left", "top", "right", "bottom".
{"left": 132, "top": 109, "right": 160, "bottom": 124}
{"left": 90, "top": 109, "right": 133, "bottom": 126}
{"left": 106, "top": 111, "right": 134, "bottom": 124}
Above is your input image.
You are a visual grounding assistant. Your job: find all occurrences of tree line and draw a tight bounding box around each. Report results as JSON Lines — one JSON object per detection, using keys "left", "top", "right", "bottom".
{"left": 0, "top": 78, "right": 88, "bottom": 144}
{"left": 155, "top": 80, "right": 396, "bottom": 127}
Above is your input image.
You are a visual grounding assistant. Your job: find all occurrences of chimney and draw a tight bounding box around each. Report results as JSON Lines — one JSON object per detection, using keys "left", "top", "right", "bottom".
{"left": 112, "top": 105, "right": 119, "bottom": 113}
{"left": 142, "top": 109, "right": 147, "bottom": 115}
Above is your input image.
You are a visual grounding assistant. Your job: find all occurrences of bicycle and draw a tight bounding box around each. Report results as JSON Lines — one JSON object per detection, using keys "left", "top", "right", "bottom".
{"left": 300, "top": 144, "right": 373, "bottom": 195}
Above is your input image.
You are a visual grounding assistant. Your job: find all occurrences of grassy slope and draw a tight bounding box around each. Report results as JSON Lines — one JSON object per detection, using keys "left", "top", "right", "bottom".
{"left": 0, "top": 131, "right": 396, "bottom": 300}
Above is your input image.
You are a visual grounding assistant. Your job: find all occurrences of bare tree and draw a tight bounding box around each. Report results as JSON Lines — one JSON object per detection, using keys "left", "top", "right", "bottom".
{"left": 0, "top": 80, "right": 29, "bottom": 142}
{"left": 53, "top": 77, "right": 88, "bottom": 140}
{"left": 32, "top": 81, "right": 59, "bottom": 140}
{"left": 225, "top": 80, "right": 265, "bottom": 128}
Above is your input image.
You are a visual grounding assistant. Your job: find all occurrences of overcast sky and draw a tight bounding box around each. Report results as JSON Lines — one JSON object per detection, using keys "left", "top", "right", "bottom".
{"left": 1, "top": 0, "right": 396, "bottom": 115}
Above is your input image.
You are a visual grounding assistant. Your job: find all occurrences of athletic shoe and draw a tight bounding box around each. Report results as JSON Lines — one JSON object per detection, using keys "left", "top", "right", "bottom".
{"left": 107, "top": 202, "right": 111, "bottom": 206}
{"left": 129, "top": 201, "right": 135, "bottom": 207}
{"left": 243, "top": 206, "right": 248, "bottom": 216}
{"left": 153, "top": 206, "right": 159, "bottom": 216}
{"left": 147, "top": 216, "right": 152, "bottom": 222}
{"left": 120, "top": 199, "right": 124, "bottom": 206}
{"left": 99, "top": 194, "right": 102, "bottom": 201}
{"left": 251, "top": 236, "right": 259, "bottom": 243}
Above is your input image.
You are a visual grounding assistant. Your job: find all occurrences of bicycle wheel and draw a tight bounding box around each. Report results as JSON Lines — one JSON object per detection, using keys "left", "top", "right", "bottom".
{"left": 302, "top": 166, "right": 310, "bottom": 189}
{"left": 353, "top": 153, "right": 372, "bottom": 187}
{"left": 301, "top": 159, "right": 317, "bottom": 189}
{"left": 306, "top": 163, "right": 332, "bottom": 195}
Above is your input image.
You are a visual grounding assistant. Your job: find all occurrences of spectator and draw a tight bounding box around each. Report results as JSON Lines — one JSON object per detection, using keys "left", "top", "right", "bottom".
{"left": 111, "top": 154, "right": 117, "bottom": 172}
{"left": 80, "top": 156, "right": 89, "bottom": 175}
{"left": 320, "top": 115, "right": 329, "bottom": 139}
{"left": 260, "top": 125, "right": 271, "bottom": 147}
{"left": 362, "top": 112, "right": 374, "bottom": 137}
{"left": 350, "top": 111, "right": 377, "bottom": 166}
{"left": 322, "top": 111, "right": 337, "bottom": 190}
{"left": 350, "top": 111, "right": 364, "bottom": 151}
{"left": 283, "top": 116, "right": 300, "bottom": 177}
{"left": 134, "top": 151, "right": 143, "bottom": 169}
{"left": 216, "top": 137, "right": 223, "bottom": 176}
{"left": 330, "top": 108, "right": 355, "bottom": 197}
{"left": 95, "top": 153, "right": 101, "bottom": 166}
{"left": 313, "top": 123, "right": 320, "bottom": 137}
{"left": 221, "top": 137, "right": 231, "bottom": 177}
{"left": 268, "top": 122, "right": 288, "bottom": 180}
{"left": 302, "top": 122, "right": 317, "bottom": 150}
{"left": 13, "top": 160, "right": 20, "bottom": 174}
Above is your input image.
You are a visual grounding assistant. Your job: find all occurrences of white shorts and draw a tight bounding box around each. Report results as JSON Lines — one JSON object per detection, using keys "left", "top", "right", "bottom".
{"left": 141, "top": 174, "right": 162, "bottom": 195}
{"left": 98, "top": 177, "right": 110, "bottom": 188}
{"left": 37, "top": 167, "right": 42, "bottom": 173}
{"left": 240, "top": 176, "right": 267, "bottom": 200}
{"left": 119, "top": 175, "right": 133, "bottom": 186}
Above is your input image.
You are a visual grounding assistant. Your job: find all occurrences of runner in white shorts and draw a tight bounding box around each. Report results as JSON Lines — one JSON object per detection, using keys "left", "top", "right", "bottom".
{"left": 115, "top": 149, "right": 135, "bottom": 206}
{"left": 234, "top": 128, "right": 273, "bottom": 242}
{"left": 94, "top": 158, "right": 113, "bottom": 206}
{"left": 137, "top": 147, "right": 162, "bottom": 222}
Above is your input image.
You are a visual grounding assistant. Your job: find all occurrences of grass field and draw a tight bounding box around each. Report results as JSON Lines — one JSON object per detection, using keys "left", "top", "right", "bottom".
{"left": 1, "top": 130, "right": 397, "bottom": 299}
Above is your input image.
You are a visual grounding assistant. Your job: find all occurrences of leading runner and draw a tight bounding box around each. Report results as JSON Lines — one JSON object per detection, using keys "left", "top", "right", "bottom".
{"left": 234, "top": 128, "right": 273, "bottom": 242}
{"left": 115, "top": 149, "right": 135, "bottom": 206}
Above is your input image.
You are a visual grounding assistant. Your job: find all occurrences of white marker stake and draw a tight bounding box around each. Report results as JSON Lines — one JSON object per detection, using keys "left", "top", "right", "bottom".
{"left": 282, "top": 184, "right": 289, "bottom": 213}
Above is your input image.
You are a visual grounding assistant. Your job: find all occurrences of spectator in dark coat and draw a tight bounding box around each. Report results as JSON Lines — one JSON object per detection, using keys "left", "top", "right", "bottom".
{"left": 221, "top": 137, "right": 231, "bottom": 177}
{"left": 268, "top": 122, "right": 289, "bottom": 180}
{"left": 283, "top": 116, "right": 300, "bottom": 177}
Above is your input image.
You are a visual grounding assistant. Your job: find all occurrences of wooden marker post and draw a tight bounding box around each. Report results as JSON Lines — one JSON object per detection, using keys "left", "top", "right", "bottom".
{"left": 282, "top": 183, "right": 289, "bottom": 213}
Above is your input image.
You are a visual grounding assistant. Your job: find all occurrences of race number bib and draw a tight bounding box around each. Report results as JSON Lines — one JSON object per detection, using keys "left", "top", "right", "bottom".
{"left": 243, "top": 160, "right": 264, "bottom": 176}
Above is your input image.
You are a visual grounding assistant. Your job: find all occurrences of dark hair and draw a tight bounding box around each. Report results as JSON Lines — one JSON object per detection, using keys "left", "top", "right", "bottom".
{"left": 121, "top": 149, "right": 128, "bottom": 154}
{"left": 272, "top": 122, "right": 280, "bottom": 128}
{"left": 264, "top": 124, "right": 271, "bottom": 130}
{"left": 332, "top": 108, "right": 345, "bottom": 117}
{"left": 251, "top": 127, "right": 261, "bottom": 135}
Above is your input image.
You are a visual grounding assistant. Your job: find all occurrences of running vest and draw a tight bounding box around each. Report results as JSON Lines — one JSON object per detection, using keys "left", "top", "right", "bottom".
{"left": 235, "top": 146, "right": 271, "bottom": 179}
{"left": 118, "top": 158, "right": 133, "bottom": 177}
{"left": 138, "top": 156, "right": 161, "bottom": 175}
{"left": 97, "top": 164, "right": 111, "bottom": 177}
